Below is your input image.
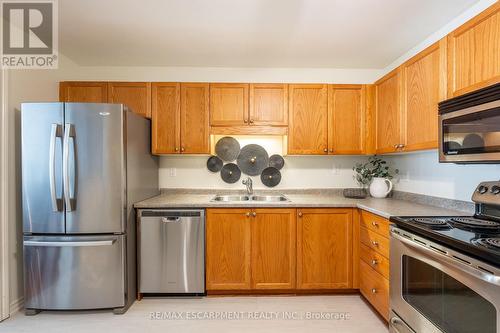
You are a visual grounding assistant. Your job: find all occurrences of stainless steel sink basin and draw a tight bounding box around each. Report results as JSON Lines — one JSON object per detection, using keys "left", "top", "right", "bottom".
{"left": 211, "top": 194, "right": 289, "bottom": 202}
{"left": 250, "top": 195, "right": 289, "bottom": 202}
{"left": 211, "top": 195, "right": 250, "bottom": 202}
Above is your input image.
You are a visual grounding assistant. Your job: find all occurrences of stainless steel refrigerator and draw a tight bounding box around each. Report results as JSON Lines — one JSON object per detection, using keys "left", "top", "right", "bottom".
{"left": 21, "top": 103, "right": 159, "bottom": 314}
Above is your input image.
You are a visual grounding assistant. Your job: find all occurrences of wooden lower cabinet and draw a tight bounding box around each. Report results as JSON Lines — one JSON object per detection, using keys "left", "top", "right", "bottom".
{"left": 296, "top": 208, "right": 353, "bottom": 289}
{"left": 251, "top": 209, "right": 296, "bottom": 289}
{"left": 206, "top": 208, "right": 296, "bottom": 292}
{"left": 206, "top": 209, "right": 252, "bottom": 290}
{"left": 358, "top": 210, "right": 390, "bottom": 320}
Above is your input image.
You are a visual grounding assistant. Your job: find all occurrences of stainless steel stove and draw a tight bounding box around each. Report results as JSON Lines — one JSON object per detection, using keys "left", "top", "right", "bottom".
{"left": 389, "top": 181, "right": 500, "bottom": 333}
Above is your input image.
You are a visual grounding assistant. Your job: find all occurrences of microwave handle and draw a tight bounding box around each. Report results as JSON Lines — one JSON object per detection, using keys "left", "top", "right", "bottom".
{"left": 391, "top": 231, "right": 500, "bottom": 286}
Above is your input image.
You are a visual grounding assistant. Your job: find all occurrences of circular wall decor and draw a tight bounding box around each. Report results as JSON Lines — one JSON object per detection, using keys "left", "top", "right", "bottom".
{"left": 220, "top": 163, "right": 241, "bottom": 184}
{"left": 215, "top": 136, "right": 240, "bottom": 161}
{"left": 269, "top": 154, "right": 285, "bottom": 170}
{"left": 206, "top": 156, "right": 223, "bottom": 172}
{"left": 237, "top": 144, "right": 269, "bottom": 176}
{"left": 261, "top": 167, "right": 281, "bottom": 187}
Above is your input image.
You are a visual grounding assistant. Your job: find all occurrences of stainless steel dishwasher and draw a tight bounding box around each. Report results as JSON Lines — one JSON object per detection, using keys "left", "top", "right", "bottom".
{"left": 139, "top": 209, "right": 205, "bottom": 295}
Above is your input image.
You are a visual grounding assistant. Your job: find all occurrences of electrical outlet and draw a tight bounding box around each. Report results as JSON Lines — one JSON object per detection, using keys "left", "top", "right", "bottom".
{"left": 169, "top": 168, "right": 177, "bottom": 177}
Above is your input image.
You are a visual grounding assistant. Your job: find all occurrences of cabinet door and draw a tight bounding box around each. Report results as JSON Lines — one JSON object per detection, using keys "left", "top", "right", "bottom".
{"left": 206, "top": 209, "right": 252, "bottom": 290}
{"left": 296, "top": 208, "right": 353, "bottom": 289}
{"left": 151, "top": 83, "right": 180, "bottom": 154}
{"left": 402, "top": 41, "right": 445, "bottom": 151}
{"left": 249, "top": 84, "right": 288, "bottom": 126}
{"left": 180, "top": 83, "right": 210, "bottom": 154}
{"left": 288, "top": 84, "right": 328, "bottom": 154}
{"left": 328, "top": 85, "right": 364, "bottom": 154}
{"left": 375, "top": 69, "right": 403, "bottom": 154}
{"left": 108, "top": 82, "right": 151, "bottom": 118}
{"left": 251, "top": 209, "right": 296, "bottom": 290}
{"left": 210, "top": 83, "right": 249, "bottom": 126}
{"left": 447, "top": 2, "right": 500, "bottom": 97}
{"left": 59, "top": 81, "right": 108, "bottom": 103}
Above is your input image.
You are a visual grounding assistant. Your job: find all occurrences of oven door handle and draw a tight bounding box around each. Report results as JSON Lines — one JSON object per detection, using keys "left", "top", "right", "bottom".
{"left": 392, "top": 231, "right": 500, "bottom": 286}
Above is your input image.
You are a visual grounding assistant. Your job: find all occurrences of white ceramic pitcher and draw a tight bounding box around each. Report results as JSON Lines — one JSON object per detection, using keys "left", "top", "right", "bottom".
{"left": 369, "top": 177, "right": 393, "bottom": 198}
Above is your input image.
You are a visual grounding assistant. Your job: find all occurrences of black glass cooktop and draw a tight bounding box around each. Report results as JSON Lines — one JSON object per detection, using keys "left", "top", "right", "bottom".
{"left": 390, "top": 216, "right": 500, "bottom": 267}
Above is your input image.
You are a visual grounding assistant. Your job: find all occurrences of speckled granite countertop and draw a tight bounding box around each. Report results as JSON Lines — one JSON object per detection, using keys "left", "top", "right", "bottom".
{"left": 134, "top": 190, "right": 472, "bottom": 219}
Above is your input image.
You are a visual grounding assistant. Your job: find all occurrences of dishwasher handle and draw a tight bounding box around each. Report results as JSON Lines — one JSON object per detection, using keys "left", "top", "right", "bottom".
{"left": 161, "top": 217, "right": 181, "bottom": 223}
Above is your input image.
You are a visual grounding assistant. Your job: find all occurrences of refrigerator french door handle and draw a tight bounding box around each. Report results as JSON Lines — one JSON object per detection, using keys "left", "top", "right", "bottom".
{"left": 49, "top": 124, "right": 62, "bottom": 212}
{"left": 24, "top": 239, "right": 116, "bottom": 247}
{"left": 63, "top": 123, "right": 76, "bottom": 212}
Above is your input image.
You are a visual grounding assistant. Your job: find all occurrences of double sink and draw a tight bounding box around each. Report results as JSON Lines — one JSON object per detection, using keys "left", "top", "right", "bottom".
{"left": 211, "top": 194, "right": 289, "bottom": 202}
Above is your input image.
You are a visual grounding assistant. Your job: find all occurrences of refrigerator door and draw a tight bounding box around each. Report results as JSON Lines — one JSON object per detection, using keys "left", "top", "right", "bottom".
{"left": 22, "top": 103, "right": 65, "bottom": 234}
{"left": 23, "top": 235, "right": 125, "bottom": 310}
{"left": 64, "top": 103, "right": 126, "bottom": 234}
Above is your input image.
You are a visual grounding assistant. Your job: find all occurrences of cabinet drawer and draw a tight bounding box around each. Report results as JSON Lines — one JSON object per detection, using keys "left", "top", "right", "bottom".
{"left": 360, "top": 226, "right": 389, "bottom": 258}
{"left": 359, "top": 260, "right": 389, "bottom": 320}
{"left": 360, "top": 243, "right": 389, "bottom": 280}
{"left": 360, "top": 210, "right": 390, "bottom": 238}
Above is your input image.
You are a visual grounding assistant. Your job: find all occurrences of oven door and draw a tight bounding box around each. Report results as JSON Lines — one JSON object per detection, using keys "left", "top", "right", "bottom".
{"left": 439, "top": 100, "right": 500, "bottom": 163}
{"left": 390, "top": 228, "right": 499, "bottom": 333}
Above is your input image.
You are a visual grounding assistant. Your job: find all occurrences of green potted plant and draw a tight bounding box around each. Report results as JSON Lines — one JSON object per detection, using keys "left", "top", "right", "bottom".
{"left": 353, "top": 156, "right": 398, "bottom": 198}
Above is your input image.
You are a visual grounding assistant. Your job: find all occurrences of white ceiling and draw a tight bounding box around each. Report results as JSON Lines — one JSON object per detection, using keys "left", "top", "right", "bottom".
{"left": 60, "top": 0, "right": 480, "bottom": 68}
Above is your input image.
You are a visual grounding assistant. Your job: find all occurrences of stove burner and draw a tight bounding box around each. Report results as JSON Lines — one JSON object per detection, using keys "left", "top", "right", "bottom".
{"left": 411, "top": 218, "right": 450, "bottom": 229}
{"left": 449, "top": 217, "right": 500, "bottom": 232}
{"left": 472, "top": 238, "right": 500, "bottom": 251}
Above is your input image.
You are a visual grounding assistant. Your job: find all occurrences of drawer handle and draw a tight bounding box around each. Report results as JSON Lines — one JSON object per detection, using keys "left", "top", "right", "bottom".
{"left": 371, "top": 288, "right": 377, "bottom": 294}
{"left": 371, "top": 221, "right": 379, "bottom": 227}
{"left": 161, "top": 217, "right": 180, "bottom": 223}
{"left": 371, "top": 259, "right": 378, "bottom": 266}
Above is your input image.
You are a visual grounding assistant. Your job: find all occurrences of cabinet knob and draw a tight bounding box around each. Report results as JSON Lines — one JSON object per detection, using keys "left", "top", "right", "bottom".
{"left": 329, "top": 149, "right": 333, "bottom": 153}
{"left": 249, "top": 119, "right": 254, "bottom": 124}
{"left": 371, "top": 259, "right": 378, "bottom": 266}
{"left": 371, "top": 288, "right": 377, "bottom": 294}
{"left": 323, "top": 148, "right": 328, "bottom": 153}
{"left": 246, "top": 212, "right": 250, "bottom": 217}
{"left": 252, "top": 211, "right": 256, "bottom": 217}
{"left": 180, "top": 147, "right": 185, "bottom": 152}
{"left": 174, "top": 147, "right": 179, "bottom": 152}
{"left": 244, "top": 119, "right": 248, "bottom": 123}
{"left": 371, "top": 221, "right": 378, "bottom": 227}
{"left": 298, "top": 212, "right": 303, "bottom": 217}
{"left": 372, "top": 241, "right": 379, "bottom": 247}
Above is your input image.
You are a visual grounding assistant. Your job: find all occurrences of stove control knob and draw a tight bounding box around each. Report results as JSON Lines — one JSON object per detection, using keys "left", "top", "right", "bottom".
{"left": 477, "top": 185, "right": 489, "bottom": 194}
{"left": 491, "top": 185, "right": 500, "bottom": 195}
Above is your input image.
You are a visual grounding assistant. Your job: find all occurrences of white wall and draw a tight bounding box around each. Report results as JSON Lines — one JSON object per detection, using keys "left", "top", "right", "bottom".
{"left": 387, "top": 150, "right": 500, "bottom": 201}
{"left": 160, "top": 155, "right": 367, "bottom": 189}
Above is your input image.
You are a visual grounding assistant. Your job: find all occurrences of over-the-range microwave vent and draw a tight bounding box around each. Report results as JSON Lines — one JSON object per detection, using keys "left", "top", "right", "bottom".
{"left": 439, "top": 83, "right": 500, "bottom": 115}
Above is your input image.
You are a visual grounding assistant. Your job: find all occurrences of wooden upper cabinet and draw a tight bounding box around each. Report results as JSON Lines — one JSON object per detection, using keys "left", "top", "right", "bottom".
{"left": 251, "top": 209, "right": 296, "bottom": 290}
{"left": 210, "top": 83, "right": 249, "bottom": 126}
{"left": 447, "top": 2, "right": 500, "bottom": 98}
{"left": 328, "top": 85, "right": 365, "bottom": 155}
{"left": 402, "top": 41, "right": 445, "bottom": 151}
{"left": 180, "top": 83, "right": 210, "bottom": 154}
{"left": 206, "top": 209, "right": 252, "bottom": 291}
{"left": 288, "top": 84, "right": 328, "bottom": 154}
{"left": 108, "top": 82, "right": 151, "bottom": 118}
{"left": 375, "top": 69, "right": 403, "bottom": 154}
{"left": 59, "top": 81, "right": 108, "bottom": 103}
{"left": 249, "top": 84, "right": 288, "bottom": 126}
{"left": 296, "top": 208, "right": 353, "bottom": 289}
{"left": 151, "top": 83, "right": 180, "bottom": 154}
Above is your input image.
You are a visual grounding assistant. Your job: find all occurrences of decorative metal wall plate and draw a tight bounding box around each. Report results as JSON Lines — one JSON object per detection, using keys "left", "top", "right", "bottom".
{"left": 206, "top": 156, "right": 223, "bottom": 172}
{"left": 237, "top": 144, "right": 269, "bottom": 176}
{"left": 261, "top": 167, "right": 281, "bottom": 187}
{"left": 215, "top": 136, "right": 240, "bottom": 161}
{"left": 220, "top": 163, "right": 241, "bottom": 184}
{"left": 269, "top": 154, "right": 285, "bottom": 170}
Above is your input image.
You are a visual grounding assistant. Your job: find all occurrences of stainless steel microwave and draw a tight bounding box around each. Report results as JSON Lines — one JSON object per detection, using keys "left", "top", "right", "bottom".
{"left": 439, "top": 83, "right": 500, "bottom": 163}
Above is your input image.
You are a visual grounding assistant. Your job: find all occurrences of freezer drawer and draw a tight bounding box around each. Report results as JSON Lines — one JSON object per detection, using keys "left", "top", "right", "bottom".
{"left": 24, "top": 235, "right": 125, "bottom": 310}
{"left": 139, "top": 210, "right": 205, "bottom": 294}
